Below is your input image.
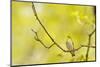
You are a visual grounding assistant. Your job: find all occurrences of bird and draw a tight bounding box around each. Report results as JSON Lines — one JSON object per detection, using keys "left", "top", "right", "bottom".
{"left": 66, "top": 36, "right": 75, "bottom": 57}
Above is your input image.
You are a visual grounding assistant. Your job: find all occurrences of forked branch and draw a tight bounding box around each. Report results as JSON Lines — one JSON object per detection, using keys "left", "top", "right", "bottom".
{"left": 31, "top": 28, "right": 95, "bottom": 53}
{"left": 32, "top": 2, "right": 66, "bottom": 52}
{"left": 86, "top": 28, "right": 96, "bottom": 61}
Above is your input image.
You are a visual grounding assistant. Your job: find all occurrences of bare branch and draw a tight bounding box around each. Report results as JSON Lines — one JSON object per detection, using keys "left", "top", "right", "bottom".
{"left": 89, "top": 28, "right": 96, "bottom": 36}
{"left": 48, "top": 43, "right": 55, "bottom": 49}
{"left": 81, "top": 45, "right": 95, "bottom": 48}
{"left": 86, "top": 28, "right": 96, "bottom": 61}
{"left": 31, "top": 29, "right": 57, "bottom": 49}
{"left": 31, "top": 29, "right": 48, "bottom": 48}
{"left": 31, "top": 28, "right": 95, "bottom": 53}
{"left": 32, "top": 3, "right": 55, "bottom": 42}
{"left": 31, "top": 2, "right": 66, "bottom": 52}
{"left": 65, "top": 44, "right": 95, "bottom": 52}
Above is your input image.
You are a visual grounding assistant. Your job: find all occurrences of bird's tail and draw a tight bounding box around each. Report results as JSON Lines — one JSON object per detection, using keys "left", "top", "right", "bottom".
{"left": 71, "top": 51, "right": 75, "bottom": 57}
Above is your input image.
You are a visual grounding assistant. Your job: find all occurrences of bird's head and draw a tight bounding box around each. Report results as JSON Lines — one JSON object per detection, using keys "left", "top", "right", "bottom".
{"left": 67, "top": 36, "right": 71, "bottom": 39}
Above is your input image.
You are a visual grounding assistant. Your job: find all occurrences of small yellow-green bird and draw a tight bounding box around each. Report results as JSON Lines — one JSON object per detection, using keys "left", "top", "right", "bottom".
{"left": 66, "top": 36, "right": 75, "bottom": 57}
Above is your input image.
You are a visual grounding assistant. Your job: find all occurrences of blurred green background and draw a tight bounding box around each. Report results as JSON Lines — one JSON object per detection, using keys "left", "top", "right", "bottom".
{"left": 12, "top": 1, "right": 96, "bottom": 65}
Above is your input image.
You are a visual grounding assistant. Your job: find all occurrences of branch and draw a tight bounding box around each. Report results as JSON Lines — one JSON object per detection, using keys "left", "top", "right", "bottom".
{"left": 86, "top": 28, "right": 96, "bottom": 61}
{"left": 31, "top": 2, "right": 66, "bottom": 52}
{"left": 31, "top": 29, "right": 48, "bottom": 48}
{"left": 31, "top": 29, "right": 56, "bottom": 49}
{"left": 81, "top": 45, "right": 95, "bottom": 48}
{"left": 65, "top": 44, "right": 95, "bottom": 52}
{"left": 31, "top": 29, "right": 95, "bottom": 53}
{"left": 31, "top": 3, "right": 54, "bottom": 42}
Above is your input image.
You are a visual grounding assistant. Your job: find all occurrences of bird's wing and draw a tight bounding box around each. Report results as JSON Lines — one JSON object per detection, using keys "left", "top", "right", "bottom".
{"left": 66, "top": 41, "right": 73, "bottom": 50}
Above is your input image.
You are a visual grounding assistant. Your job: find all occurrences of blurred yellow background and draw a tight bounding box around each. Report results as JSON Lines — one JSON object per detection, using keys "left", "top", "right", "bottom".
{"left": 12, "top": 1, "right": 96, "bottom": 65}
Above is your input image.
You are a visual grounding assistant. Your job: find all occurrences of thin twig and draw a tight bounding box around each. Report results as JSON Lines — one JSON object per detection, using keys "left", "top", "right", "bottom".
{"left": 81, "top": 45, "right": 95, "bottom": 48}
{"left": 86, "top": 28, "right": 96, "bottom": 61}
{"left": 31, "top": 29, "right": 56, "bottom": 49}
{"left": 31, "top": 29, "right": 48, "bottom": 48}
